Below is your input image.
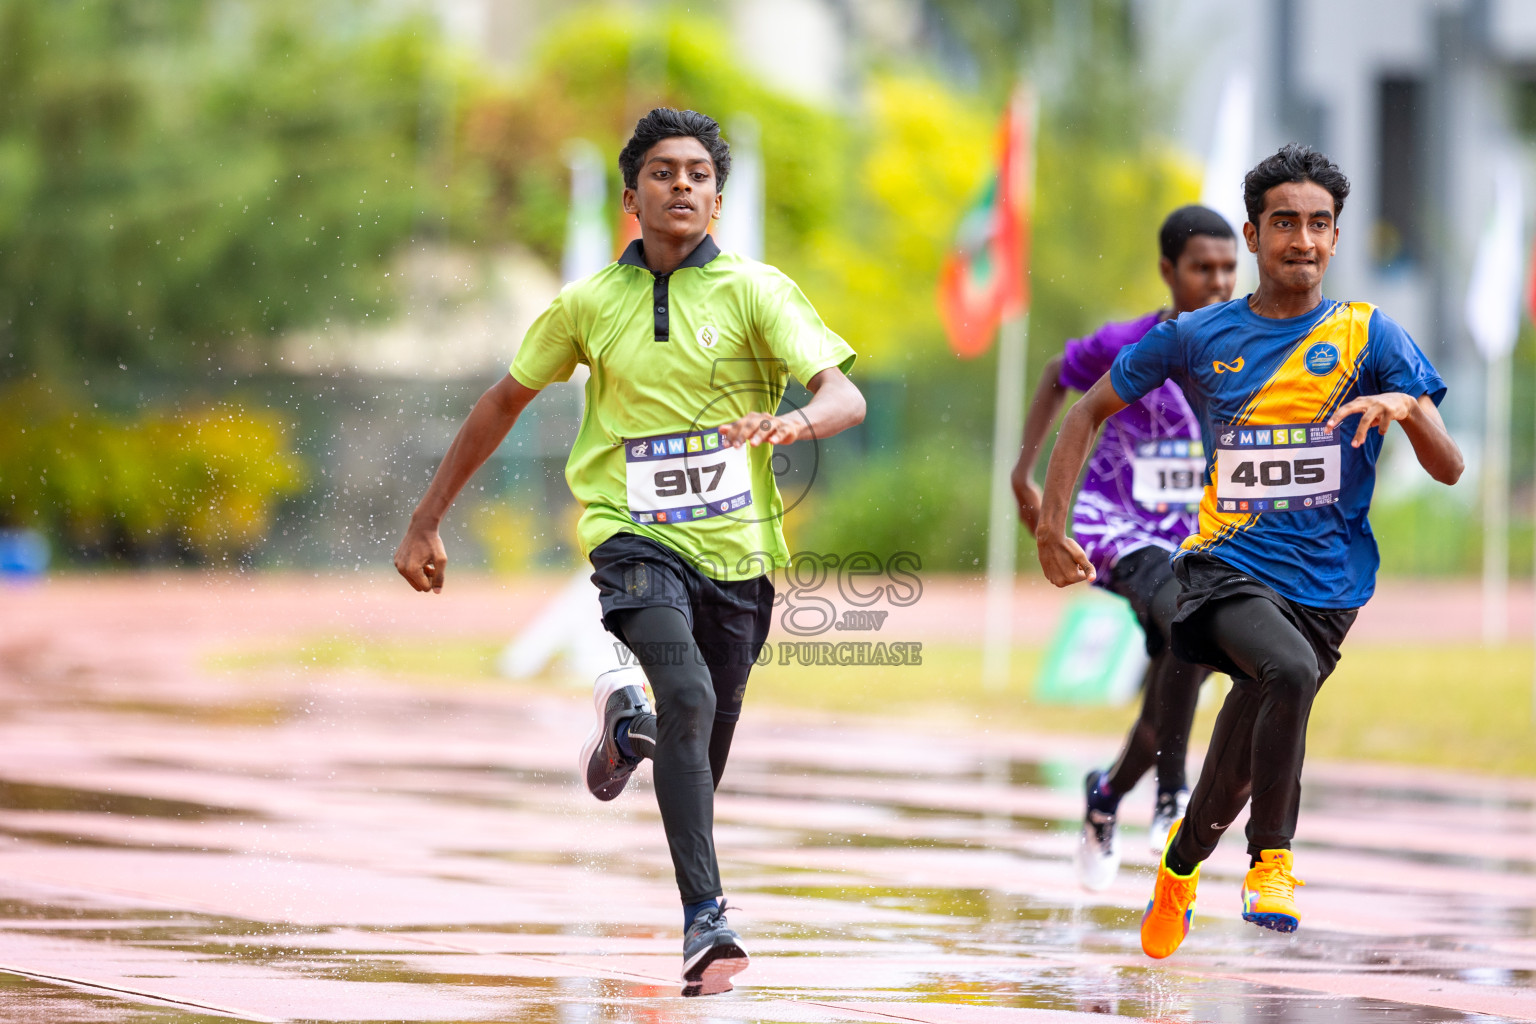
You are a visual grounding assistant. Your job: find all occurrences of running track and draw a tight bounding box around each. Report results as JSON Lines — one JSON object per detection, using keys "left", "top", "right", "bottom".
{"left": 0, "top": 574, "right": 1531, "bottom": 1022}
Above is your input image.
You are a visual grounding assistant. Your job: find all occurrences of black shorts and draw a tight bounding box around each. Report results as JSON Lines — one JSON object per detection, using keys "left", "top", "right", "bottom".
{"left": 1170, "top": 552, "right": 1357, "bottom": 683}
{"left": 1103, "top": 545, "right": 1176, "bottom": 657}
{"left": 588, "top": 532, "right": 775, "bottom": 721}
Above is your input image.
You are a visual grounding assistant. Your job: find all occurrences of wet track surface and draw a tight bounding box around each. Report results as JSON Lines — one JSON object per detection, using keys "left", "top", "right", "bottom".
{"left": 0, "top": 576, "right": 1533, "bottom": 1022}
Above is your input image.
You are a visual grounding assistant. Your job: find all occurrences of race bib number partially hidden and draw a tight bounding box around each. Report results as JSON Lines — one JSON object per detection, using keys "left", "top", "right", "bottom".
{"left": 1130, "top": 439, "right": 1205, "bottom": 511}
{"left": 1213, "top": 423, "right": 1341, "bottom": 513}
{"left": 624, "top": 429, "right": 752, "bottom": 525}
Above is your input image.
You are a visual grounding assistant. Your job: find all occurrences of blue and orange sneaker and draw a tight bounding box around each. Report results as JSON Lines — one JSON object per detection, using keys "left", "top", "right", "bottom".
{"left": 1242, "top": 849, "right": 1304, "bottom": 933}
{"left": 1140, "top": 819, "right": 1199, "bottom": 959}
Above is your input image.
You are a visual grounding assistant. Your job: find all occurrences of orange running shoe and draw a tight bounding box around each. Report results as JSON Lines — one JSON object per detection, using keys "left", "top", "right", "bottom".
{"left": 1242, "top": 849, "right": 1304, "bottom": 933}
{"left": 1140, "top": 819, "right": 1199, "bottom": 959}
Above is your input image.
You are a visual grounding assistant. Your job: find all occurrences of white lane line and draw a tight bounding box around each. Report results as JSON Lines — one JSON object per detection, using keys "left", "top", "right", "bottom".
{"left": 0, "top": 962, "right": 285, "bottom": 1023}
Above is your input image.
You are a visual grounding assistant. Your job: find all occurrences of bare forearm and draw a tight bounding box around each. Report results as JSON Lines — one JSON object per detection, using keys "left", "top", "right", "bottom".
{"left": 797, "top": 369, "right": 866, "bottom": 441}
{"left": 1015, "top": 355, "right": 1068, "bottom": 480}
{"left": 411, "top": 378, "right": 535, "bottom": 527}
{"left": 1400, "top": 396, "right": 1464, "bottom": 485}
{"left": 1329, "top": 391, "right": 1464, "bottom": 487}
{"left": 1039, "top": 402, "right": 1099, "bottom": 536}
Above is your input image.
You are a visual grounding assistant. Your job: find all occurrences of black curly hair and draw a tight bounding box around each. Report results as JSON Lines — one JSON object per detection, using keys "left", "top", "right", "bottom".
{"left": 1243, "top": 143, "right": 1350, "bottom": 225}
{"left": 618, "top": 108, "right": 732, "bottom": 192}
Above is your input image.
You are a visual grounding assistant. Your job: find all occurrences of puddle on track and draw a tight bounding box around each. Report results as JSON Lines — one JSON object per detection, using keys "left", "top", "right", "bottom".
{"left": 0, "top": 601, "right": 1531, "bottom": 1022}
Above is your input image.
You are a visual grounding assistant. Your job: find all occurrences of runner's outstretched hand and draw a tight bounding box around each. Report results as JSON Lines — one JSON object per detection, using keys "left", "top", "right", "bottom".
{"left": 1326, "top": 390, "right": 1462, "bottom": 484}
{"left": 392, "top": 374, "right": 540, "bottom": 595}
{"left": 1037, "top": 531, "right": 1096, "bottom": 588}
{"left": 394, "top": 523, "right": 448, "bottom": 594}
{"left": 719, "top": 412, "right": 807, "bottom": 447}
{"left": 1325, "top": 392, "right": 1417, "bottom": 448}
{"left": 718, "top": 367, "right": 863, "bottom": 450}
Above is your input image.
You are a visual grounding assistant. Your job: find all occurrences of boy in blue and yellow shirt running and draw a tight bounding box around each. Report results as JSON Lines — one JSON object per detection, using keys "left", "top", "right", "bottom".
{"left": 1036, "top": 144, "right": 1463, "bottom": 958}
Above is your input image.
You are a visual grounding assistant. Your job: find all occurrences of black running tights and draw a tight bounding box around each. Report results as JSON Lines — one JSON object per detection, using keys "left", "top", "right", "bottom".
{"left": 1171, "top": 595, "right": 1322, "bottom": 864}
{"left": 1104, "top": 556, "right": 1208, "bottom": 797}
{"left": 1105, "top": 649, "right": 1207, "bottom": 797}
{"left": 613, "top": 605, "right": 740, "bottom": 904}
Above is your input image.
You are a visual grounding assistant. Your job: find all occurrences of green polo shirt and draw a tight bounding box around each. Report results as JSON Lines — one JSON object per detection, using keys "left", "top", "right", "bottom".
{"left": 510, "top": 235, "right": 856, "bottom": 582}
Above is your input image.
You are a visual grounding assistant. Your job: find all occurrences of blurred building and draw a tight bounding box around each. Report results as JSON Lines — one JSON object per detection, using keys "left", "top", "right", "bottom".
{"left": 1141, "top": 0, "right": 1536, "bottom": 444}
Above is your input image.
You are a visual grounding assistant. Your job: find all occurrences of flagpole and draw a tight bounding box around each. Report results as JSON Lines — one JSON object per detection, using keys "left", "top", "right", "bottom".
{"left": 1466, "top": 155, "right": 1522, "bottom": 647}
{"left": 982, "top": 313, "right": 1027, "bottom": 690}
{"left": 980, "top": 85, "right": 1035, "bottom": 692}
{"left": 1483, "top": 349, "right": 1511, "bottom": 645}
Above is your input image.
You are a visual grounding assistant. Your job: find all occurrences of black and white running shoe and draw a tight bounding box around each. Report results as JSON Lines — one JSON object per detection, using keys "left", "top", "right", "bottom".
{"left": 681, "top": 901, "right": 749, "bottom": 997}
{"left": 1149, "top": 788, "right": 1189, "bottom": 853}
{"left": 1075, "top": 769, "right": 1120, "bottom": 892}
{"left": 578, "top": 666, "right": 651, "bottom": 801}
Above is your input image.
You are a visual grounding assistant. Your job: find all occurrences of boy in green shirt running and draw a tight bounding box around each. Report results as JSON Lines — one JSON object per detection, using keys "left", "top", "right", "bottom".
{"left": 394, "top": 108, "right": 864, "bottom": 995}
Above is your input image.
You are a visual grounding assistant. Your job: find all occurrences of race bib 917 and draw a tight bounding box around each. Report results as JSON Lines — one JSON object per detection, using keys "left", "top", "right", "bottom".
{"left": 624, "top": 429, "right": 752, "bottom": 525}
{"left": 1214, "top": 423, "right": 1341, "bottom": 513}
{"left": 1130, "top": 439, "right": 1205, "bottom": 511}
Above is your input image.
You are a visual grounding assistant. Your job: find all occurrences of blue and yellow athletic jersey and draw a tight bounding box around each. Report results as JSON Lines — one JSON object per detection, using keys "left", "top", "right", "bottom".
{"left": 1109, "top": 297, "right": 1446, "bottom": 609}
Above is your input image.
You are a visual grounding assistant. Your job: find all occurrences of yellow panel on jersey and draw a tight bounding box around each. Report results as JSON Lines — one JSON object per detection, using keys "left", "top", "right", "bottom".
{"left": 1180, "top": 301, "right": 1376, "bottom": 557}
{"left": 1181, "top": 492, "right": 1256, "bottom": 555}
{"left": 1231, "top": 301, "right": 1375, "bottom": 428}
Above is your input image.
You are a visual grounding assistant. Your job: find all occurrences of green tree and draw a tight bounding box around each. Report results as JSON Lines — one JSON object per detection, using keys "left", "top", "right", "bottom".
{"left": 792, "top": 0, "right": 1197, "bottom": 569}
{"left": 450, "top": 12, "right": 845, "bottom": 271}
{"left": 0, "top": 0, "right": 437, "bottom": 378}
{"left": 0, "top": 378, "right": 305, "bottom": 562}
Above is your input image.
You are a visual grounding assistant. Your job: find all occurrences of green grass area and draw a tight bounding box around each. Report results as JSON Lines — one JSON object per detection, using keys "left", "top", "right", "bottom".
{"left": 759, "top": 642, "right": 1536, "bottom": 777}
{"left": 210, "top": 637, "right": 1536, "bottom": 777}
{"left": 752, "top": 644, "right": 1177, "bottom": 739}
{"left": 1310, "top": 644, "right": 1536, "bottom": 776}
{"left": 207, "top": 637, "right": 506, "bottom": 682}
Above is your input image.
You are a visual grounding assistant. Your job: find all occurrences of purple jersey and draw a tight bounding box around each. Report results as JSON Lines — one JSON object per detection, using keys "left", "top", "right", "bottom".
{"left": 1058, "top": 311, "right": 1202, "bottom": 582}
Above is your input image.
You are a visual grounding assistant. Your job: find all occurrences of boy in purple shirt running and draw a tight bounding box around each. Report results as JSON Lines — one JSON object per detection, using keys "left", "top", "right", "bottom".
{"left": 1011, "top": 206, "right": 1238, "bottom": 889}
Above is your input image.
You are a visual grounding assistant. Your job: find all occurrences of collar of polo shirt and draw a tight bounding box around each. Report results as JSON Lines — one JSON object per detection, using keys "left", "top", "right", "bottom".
{"left": 617, "top": 235, "right": 723, "bottom": 343}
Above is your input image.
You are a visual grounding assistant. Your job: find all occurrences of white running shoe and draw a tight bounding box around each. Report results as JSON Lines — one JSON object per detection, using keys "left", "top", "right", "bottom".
{"left": 1077, "top": 809, "right": 1120, "bottom": 891}
{"left": 1149, "top": 789, "right": 1189, "bottom": 853}
{"left": 578, "top": 666, "right": 651, "bottom": 801}
{"left": 1075, "top": 770, "right": 1120, "bottom": 891}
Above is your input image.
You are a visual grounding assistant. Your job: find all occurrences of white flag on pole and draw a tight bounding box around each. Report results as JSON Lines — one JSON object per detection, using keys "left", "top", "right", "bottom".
{"left": 562, "top": 140, "right": 611, "bottom": 284}
{"left": 714, "top": 116, "right": 764, "bottom": 261}
{"left": 1466, "top": 156, "right": 1525, "bottom": 360}
{"left": 1200, "top": 71, "right": 1253, "bottom": 236}
{"left": 1468, "top": 155, "right": 1524, "bottom": 646}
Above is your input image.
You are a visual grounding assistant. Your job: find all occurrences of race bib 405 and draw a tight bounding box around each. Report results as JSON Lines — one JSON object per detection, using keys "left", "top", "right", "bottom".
{"left": 1214, "top": 423, "right": 1341, "bottom": 513}
{"left": 625, "top": 429, "right": 752, "bottom": 525}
